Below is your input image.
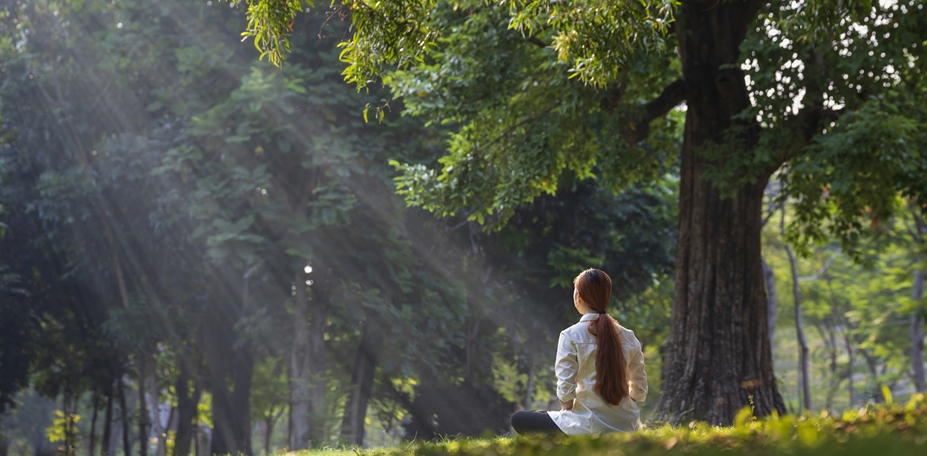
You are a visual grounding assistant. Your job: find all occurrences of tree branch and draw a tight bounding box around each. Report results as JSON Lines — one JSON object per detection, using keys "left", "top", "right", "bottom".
{"left": 799, "top": 248, "right": 843, "bottom": 282}
{"left": 526, "top": 36, "right": 548, "bottom": 49}
{"left": 612, "top": 79, "right": 687, "bottom": 144}
{"left": 761, "top": 202, "right": 783, "bottom": 228}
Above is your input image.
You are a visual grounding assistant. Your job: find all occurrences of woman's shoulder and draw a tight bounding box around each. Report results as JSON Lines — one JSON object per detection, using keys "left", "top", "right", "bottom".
{"left": 617, "top": 325, "right": 643, "bottom": 347}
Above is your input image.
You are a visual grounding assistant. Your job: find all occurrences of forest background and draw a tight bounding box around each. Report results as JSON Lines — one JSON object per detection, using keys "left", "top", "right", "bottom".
{"left": 0, "top": 1, "right": 925, "bottom": 456}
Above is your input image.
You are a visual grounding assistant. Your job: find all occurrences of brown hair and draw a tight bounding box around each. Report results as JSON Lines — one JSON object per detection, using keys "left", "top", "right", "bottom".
{"left": 574, "top": 268, "right": 628, "bottom": 405}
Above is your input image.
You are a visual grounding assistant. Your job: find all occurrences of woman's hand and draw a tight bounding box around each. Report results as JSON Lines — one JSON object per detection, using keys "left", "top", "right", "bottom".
{"left": 560, "top": 399, "right": 574, "bottom": 411}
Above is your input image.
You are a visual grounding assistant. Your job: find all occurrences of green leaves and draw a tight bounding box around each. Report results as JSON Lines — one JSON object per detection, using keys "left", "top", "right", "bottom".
{"left": 338, "top": 0, "right": 441, "bottom": 88}
{"left": 783, "top": 96, "right": 926, "bottom": 258}
{"left": 236, "top": 0, "right": 312, "bottom": 65}
{"left": 507, "top": 0, "right": 677, "bottom": 87}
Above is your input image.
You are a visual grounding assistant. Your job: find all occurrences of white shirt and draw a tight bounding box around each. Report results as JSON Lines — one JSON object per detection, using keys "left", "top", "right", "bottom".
{"left": 547, "top": 313, "right": 648, "bottom": 435}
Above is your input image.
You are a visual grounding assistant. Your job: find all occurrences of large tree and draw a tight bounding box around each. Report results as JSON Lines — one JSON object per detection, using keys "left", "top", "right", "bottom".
{"left": 240, "top": 0, "right": 927, "bottom": 424}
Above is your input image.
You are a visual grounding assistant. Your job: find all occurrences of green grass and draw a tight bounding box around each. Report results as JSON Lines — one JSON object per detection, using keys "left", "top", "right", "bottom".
{"left": 301, "top": 396, "right": 927, "bottom": 455}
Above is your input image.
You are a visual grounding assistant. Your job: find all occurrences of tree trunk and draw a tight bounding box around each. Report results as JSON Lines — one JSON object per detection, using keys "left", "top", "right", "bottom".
{"left": 814, "top": 323, "right": 838, "bottom": 411}
{"left": 263, "top": 416, "right": 274, "bottom": 456}
{"left": 289, "top": 270, "right": 311, "bottom": 450}
{"left": 842, "top": 331, "right": 854, "bottom": 407}
{"left": 90, "top": 398, "right": 99, "bottom": 456}
{"left": 143, "top": 352, "right": 164, "bottom": 456}
{"left": 785, "top": 241, "right": 812, "bottom": 412}
{"left": 524, "top": 362, "right": 536, "bottom": 411}
{"left": 340, "top": 321, "right": 379, "bottom": 446}
{"left": 119, "top": 379, "right": 130, "bottom": 456}
{"left": 229, "top": 345, "right": 254, "bottom": 455}
{"left": 655, "top": 0, "right": 784, "bottom": 425}
{"left": 204, "top": 273, "right": 255, "bottom": 456}
{"left": 173, "top": 354, "right": 200, "bottom": 456}
{"left": 137, "top": 354, "right": 149, "bottom": 456}
{"left": 762, "top": 258, "right": 777, "bottom": 348}
{"left": 827, "top": 326, "right": 838, "bottom": 411}
{"left": 307, "top": 285, "right": 329, "bottom": 446}
{"left": 912, "top": 269, "right": 926, "bottom": 392}
{"left": 102, "top": 383, "right": 114, "bottom": 456}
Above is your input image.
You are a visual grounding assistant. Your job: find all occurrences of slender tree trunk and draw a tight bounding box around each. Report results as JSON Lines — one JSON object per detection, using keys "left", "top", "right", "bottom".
{"left": 762, "top": 258, "right": 777, "bottom": 349}
{"left": 842, "top": 331, "right": 854, "bottom": 407}
{"left": 654, "top": 0, "right": 784, "bottom": 425}
{"left": 142, "top": 352, "right": 165, "bottom": 456}
{"left": 307, "top": 285, "right": 329, "bottom": 446}
{"left": 289, "top": 270, "right": 311, "bottom": 450}
{"left": 263, "top": 415, "right": 274, "bottom": 456}
{"left": 62, "top": 391, "right": 72, "bottom": 456}
{"left": 912, "top": 269, "right": 926, "bottom": 392}
{"left": 524, "top": 362, "right": 536, "bottom": 411}
{"left": 230, "top": 345, "right": 254, "bottom": 456}
{"left": 173, "top": 354, "right": 200, "bottom": 456}
{"left": 90, "top": 398, "right": 99, "bottom": 456}
{"left": 205, "top": 274, "right": 255, "bottom": 456}
{"left": 230, "top": 272, "right": 255, "bottom": 454}
{"left": 857, "top": 344, "right": 881, "bottom": 390}
{"left": 102, "top": 383, "right": 114, "bottom": 456}
{"left": 814, "top": 323, "right": 837, "bottom": 411}
{"left": 827, "top": 325, "right": 838, "bottom": 411}
{"left": 340, "top": 321, "right": 379, "bottom": 446}
{"left": 137, "top": 355, "right": 149, "bottom": 456}
{"left": 784, "top": 240, "right": 812, "bottom": 412}
{"left": 119, "top": 379, "right": 130, "bottom": 456}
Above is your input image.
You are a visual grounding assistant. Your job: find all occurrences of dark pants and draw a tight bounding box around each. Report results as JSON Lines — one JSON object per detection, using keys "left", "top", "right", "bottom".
{"left": 510, "top": 410, "right": 565, "bottom": 435}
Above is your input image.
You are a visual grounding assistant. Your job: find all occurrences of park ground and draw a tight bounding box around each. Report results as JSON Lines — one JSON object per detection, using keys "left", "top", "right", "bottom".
{"left": 298, "top": 400, "right": 927, "bottom": 456}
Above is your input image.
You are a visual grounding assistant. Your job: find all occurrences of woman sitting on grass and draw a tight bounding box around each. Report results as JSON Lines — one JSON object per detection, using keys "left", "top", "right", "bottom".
{"left": 511, "top": 268, "right": 648, "bottom": 435}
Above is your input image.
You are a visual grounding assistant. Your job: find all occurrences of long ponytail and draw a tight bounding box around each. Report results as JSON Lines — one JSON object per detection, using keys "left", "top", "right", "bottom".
{"left": 574, "top": 269, "right": 628, "bottom": 405}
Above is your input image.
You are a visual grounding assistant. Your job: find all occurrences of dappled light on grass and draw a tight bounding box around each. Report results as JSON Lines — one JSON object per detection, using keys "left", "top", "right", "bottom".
{"left": 315, "top": 398, "right": 927, "bottom": 456}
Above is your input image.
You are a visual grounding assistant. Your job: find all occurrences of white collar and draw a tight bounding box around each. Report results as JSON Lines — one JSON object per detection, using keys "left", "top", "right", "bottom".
{"left": 579, "top": 313, "right": 604, "bottom": 322}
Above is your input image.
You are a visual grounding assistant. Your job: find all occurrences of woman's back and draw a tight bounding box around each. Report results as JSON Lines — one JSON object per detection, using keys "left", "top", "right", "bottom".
{"left": 509, "top": 269, "right": 648, "bottom": 436}
{"left": 548, "top": 313, "right": 648, "bottom": 434}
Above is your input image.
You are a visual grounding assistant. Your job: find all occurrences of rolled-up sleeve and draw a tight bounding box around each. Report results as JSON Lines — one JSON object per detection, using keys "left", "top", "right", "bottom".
{"left": 555, "top": 330, "right": 578, "bottom": 402}
{"left": 627, "top": 338, "right": 648, "bottom": 402}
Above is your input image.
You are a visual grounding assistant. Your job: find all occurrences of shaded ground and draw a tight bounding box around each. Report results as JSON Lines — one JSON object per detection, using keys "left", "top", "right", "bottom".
{"left": 301, "top": 400, "right": 927, "bottom": 455}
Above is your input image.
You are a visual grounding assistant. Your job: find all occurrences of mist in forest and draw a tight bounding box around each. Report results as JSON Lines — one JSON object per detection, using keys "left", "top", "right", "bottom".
{"left": 1, "top": 1, "right": 925, "bottom": 456}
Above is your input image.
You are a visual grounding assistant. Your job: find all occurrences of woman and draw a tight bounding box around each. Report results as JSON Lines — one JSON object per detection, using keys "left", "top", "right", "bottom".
{"left": 510, "top": 268, "right": 648, "bottom": 435}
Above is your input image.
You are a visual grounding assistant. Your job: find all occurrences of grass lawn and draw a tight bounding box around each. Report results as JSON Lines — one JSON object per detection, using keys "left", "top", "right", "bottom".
{"left": 300, "top": 398, "right": 927, "bottom": 455}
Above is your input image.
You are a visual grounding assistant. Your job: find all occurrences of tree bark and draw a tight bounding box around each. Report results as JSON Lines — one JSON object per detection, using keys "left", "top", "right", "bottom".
{"left": 173, "top": 353, "right": 200, "bottom": 456}
{"left": 119, "top": 379, "right": 131, "bottom": 456}
{"left": 204, "top": 273, "right": 255, "bottom": 456}
{"left": 524, "top": 362, "right": 536, "bottom": 411}
{"left": 912, "top": 269, "right": 926, "bottom": 392}
{"left": 289, "top": 270, "right": 311, "bottom": 450}
{"left": 842, "top": 330, "right": 854, "bottom": 407}
{"left": 102, "top": 383, "right": 114, "bottom": 456}
{"left": 340, "top": 321, "right": 380, "bottom": 446}
{"left": 785, "top": 242, "right": 812, "bottom": 412}
{"left": 654, "top": 0, "right": 785, "bottom": 425}
{"left": 307, "top": 285, "right": 329, "bottom": 446}
{"left": 137, "top": 355, "right": 149, "bottom": 456}
{"left": 90, "top": 398, "right": 99, "bottom": 456}
{"left": 143, "top": 351, "right": 164, "bottom": 456}
{"left": 815, "top": 322, "right": 838, "bottom": 411}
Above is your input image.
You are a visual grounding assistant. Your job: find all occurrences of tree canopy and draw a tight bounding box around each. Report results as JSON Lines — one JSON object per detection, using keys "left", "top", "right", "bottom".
{"left": 238, "top": 0, "right": 927, "bottom": 424}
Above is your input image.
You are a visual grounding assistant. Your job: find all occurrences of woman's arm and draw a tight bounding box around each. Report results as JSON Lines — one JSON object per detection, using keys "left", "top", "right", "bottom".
{"left": 627, "top": 336, "right": 648, "bottom": 403}
{"left": 554, "top": 330, "right": 578, "bottom": 410}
